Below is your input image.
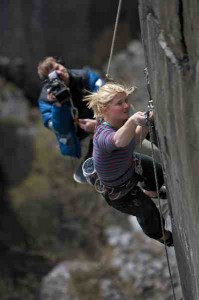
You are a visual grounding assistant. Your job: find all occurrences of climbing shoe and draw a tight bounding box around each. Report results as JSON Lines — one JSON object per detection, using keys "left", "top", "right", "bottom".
{"left": 158, "top": 231, "right": 173, "bottom": 247}
{"left": 159, "top": 185, "right": 167, "bottom": 199}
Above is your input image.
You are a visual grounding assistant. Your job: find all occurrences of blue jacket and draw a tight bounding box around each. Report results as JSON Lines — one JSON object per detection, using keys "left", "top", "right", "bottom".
{"left": 38, "top": 69, "right": 103, "bottom": 158}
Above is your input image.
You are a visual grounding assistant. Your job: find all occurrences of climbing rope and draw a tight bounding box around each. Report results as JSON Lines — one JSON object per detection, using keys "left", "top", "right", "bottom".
{"left": 144, "top": 67, "right": 178, "bottom": 300}
{"left": 106, "top": 0, "right": 123, "bottom": 80}
{"left": 135, "top": 127, "right": 143, "bottom": 175}
{"left": 68, "top": 95, "right": 79, "bottom": 129}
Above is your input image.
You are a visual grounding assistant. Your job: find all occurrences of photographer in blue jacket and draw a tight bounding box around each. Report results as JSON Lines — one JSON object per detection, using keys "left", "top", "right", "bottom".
{"left": 37, "top": 56, "right": 103, "bottom": 183}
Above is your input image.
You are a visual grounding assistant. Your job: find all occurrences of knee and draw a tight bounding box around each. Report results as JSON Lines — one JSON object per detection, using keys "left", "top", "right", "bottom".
{"left": 137, "top": 212, "right": 164, "bottom": 240}
{"left": 145, "top": 231, "right": 163, "bottom": 240}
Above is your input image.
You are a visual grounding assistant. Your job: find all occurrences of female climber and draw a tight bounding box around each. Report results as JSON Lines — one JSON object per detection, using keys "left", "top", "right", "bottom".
{"left": 83, "top": 82, "right": 173, "bottom": 246}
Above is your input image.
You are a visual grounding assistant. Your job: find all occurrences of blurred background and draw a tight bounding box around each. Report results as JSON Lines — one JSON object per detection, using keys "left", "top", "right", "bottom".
{"left": 0, "top": 0, "right": 140, "bottom": 104}
{"left": 0, "top": 1, "right": 181, "bottom": 299}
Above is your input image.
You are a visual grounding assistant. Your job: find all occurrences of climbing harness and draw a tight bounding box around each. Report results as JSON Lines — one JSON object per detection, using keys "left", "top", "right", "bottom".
{"left": 106, "top": 0, "right": 123, "bottom": 80}
{"left": 82, "top": 156, "right": 140, "bottom": 200}
{"left": 144, "top": 68, "right": 179, "bottom": 300}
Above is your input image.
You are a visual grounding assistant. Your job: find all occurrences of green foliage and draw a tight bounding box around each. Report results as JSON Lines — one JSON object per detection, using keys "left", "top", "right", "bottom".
{"left": 5, "top": 119, "right": 128, "bottom": 299}
{"left": 68, "top": 256, "right": 138, "bottom": 300}
{"left": 10, "top": 120, "right": 109, "bottom": 259}
{"left": 0, "top": 274, "right": 39, "bottom": 300}
{"left": 66, "top": 252, "right": 116, "bottom": 299}
{"left": 0, "top": 117, "right": 26, "bottom": 127}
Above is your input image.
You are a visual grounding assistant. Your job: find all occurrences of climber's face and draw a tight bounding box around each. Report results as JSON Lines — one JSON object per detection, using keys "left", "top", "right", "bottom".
{"left": 103, "top": 92, "right": 130, "bottom": 125}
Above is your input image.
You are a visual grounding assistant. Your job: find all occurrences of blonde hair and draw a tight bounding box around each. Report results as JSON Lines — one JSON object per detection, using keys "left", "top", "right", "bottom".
{"left": 84, "top": 82, "right": 135, "bottom": 118}
{"left": 37, "top": 56, "right": 57, "bottom": 79}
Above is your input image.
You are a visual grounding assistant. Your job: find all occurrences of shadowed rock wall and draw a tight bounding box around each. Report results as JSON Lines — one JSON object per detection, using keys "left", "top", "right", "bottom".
{"left": 139, "top": 1, "right": 199, "bottom": 299}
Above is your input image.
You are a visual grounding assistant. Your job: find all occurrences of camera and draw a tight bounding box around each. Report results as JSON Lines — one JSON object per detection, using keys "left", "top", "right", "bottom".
{"left": 46, "top": 70, "right": 71, "bottom": 102}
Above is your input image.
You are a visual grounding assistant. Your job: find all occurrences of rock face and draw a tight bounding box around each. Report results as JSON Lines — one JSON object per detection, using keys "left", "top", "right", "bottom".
{"left": 139, "top": 1, "right": 199, "bottom": 299}
{"left": 0, "top": 0, "right": 139, "bottom": 102}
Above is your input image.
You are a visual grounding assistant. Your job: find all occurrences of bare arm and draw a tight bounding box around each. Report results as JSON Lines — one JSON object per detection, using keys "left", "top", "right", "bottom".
{"left": 133, "top": 111, "right": 154, "bottom": 145}
{"left": 113, "top": 112, "right": 148, "bottom": 148}
{"left": 134, "top": 125, "right": 149, "bottom": 145}
{"left": 78, "top": 119, "right": 97, "bottom": 133}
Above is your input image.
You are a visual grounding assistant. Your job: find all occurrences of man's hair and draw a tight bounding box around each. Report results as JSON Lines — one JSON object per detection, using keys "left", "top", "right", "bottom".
{"left": 37, "top": 56, "right": 66, "bottom": 80}
{"left": 84, "top": 82, "right": 135, "bottom": 118}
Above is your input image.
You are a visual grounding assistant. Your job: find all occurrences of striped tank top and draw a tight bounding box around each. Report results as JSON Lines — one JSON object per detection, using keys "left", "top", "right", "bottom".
{"left": 93, "top": 122, "right": 136, "bottom": 187}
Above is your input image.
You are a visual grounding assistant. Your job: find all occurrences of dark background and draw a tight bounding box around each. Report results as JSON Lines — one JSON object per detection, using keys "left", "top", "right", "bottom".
{"left": 0, "top": 0, "right": 140, "bottom": 104}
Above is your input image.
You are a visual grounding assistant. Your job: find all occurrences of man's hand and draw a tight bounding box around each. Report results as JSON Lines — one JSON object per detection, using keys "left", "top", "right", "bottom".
{"left": 47, "top": 92, "right": 56, "bottom": 101}
{"left": 78, "top": 119, "right": 97, "bottom": 133}
{"left": 47, "top": 92, "right": 62, "bottom": 106}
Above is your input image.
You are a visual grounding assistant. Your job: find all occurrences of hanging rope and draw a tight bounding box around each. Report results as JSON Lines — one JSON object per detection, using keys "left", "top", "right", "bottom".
{"left": 69, "top": 95, "right": 79, "bottom": 129}
{"left": 106, "top": 0, "right": 123, "bottom": 80}
{"left": 144, "top": 68, "right": 178, "bottom": 300}
{"left": 135, "top": 127, "right": 143, "bottom": 175}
